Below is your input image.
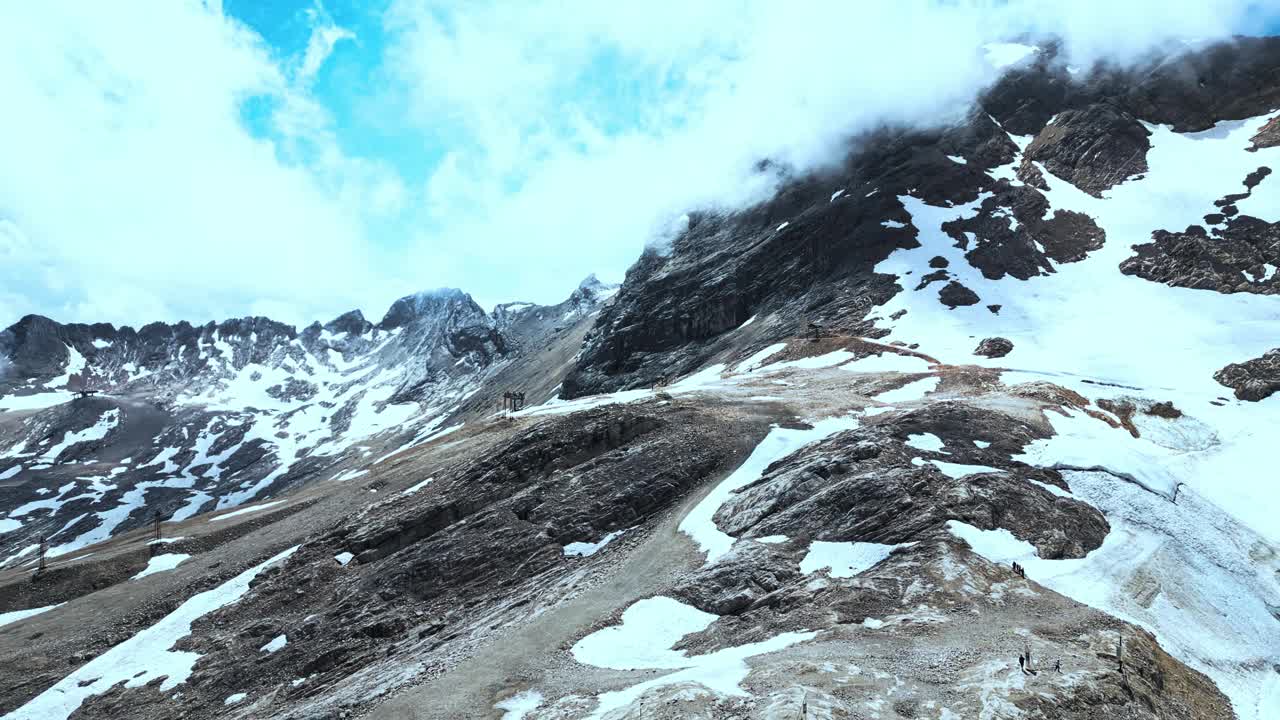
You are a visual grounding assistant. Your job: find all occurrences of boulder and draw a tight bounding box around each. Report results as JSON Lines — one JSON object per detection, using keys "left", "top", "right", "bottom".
{"left": 938, "top": 281, "right": 980, "bottom": 308}
{"left": 1214, "top": 348, "right": 1280, "bottom": 401}
{"left": 974, "top": 337, "right": 1014, "bottom": 358}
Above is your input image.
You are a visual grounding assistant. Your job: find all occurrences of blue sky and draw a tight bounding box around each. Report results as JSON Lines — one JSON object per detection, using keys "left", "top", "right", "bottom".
{"left": 1, "top": 0, "right": 1279, "bottom": 329}
{"left": 230, "top": 0, "right": 435, "bottom": 185}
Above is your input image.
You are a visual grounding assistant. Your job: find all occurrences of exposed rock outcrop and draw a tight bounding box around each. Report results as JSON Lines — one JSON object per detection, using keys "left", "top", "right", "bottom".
{"left": 1250, "top": 115, "right": 1280, "bottom": 150}
{"left": 715, "top": 405, "right": 1109, "bottom": 560}
{"left": 938, "top": 280, "right": 981, "bottom": 308}
{"left": 1120, "top": 215, "right": 1280, "bottom": 295}
{"left": 1020, "top": 104, "right": 1151, "bottom": 196}
{"left": 975, "top": 337, "right": 1014, "bottom": 358}
{"left": 1214, "top": 348, "right": 1280, "bottom": 401}
{"left": 941, "top": 185, "right": 1106, "bottom": 281}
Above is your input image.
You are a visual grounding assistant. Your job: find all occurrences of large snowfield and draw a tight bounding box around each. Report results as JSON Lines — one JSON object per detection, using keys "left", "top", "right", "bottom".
{"left": 876, "top": 112, "right": 1280, "bottom": 718}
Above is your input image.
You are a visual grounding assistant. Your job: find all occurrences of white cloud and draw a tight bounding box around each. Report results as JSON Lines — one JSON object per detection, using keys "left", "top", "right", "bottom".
{"left": 0, "top": 1, "right": 397, "bottom": 328}
{"left": 0, "top": 0, "right": 1270, "bottom": 328}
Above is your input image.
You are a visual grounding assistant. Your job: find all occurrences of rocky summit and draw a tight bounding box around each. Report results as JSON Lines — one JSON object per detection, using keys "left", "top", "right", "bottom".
{"left": 2, "top": 36, "right": 1280, "bottom": 720}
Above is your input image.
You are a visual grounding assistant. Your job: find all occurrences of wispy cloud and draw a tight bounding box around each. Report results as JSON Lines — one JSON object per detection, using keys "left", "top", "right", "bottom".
{"left": 297, "top": 1, "right": 354, "bottom": 84}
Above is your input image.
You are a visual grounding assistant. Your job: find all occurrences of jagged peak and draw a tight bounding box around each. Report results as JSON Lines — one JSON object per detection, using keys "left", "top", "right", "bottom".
{"left": 377, "top": 287, "right": 486, "bottom": 330}
{"left": 577, "top": 273, "right": 605, "bottom": 291}
{"left": 211, "top": 316, "right": 299, "bottom": 340}
{"left": 570, "top": 274, "right": 620, "bottom": 306}
{"left": 5, "top": 313, "right": 61, "bottom": 335}
{"left": 323, "top": 309, "right": 372, "bottom": 337}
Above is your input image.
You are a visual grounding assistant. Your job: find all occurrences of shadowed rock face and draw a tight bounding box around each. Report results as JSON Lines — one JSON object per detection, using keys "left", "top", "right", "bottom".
{"left": 1120, "top": 214, "right": 1280, "bottom": 294}
{"left": 938, "top": 280, "right": 981, "bottom": 308}
{"left": 1215, "top": 348, "right": 1280, "bottom": 401}
{"left": 322, "top": 310, "right": 373, "bottom": 337}
{"left": 942, "top": 185, "right": 1107, "bottom": 281}
{"left": 984, "top": 36, "right": 1280, "bottom": 136}
{"left": 564, "top": 37, "right": 1280, "bottom": 399}
{"left": 1020, "top": 104, "right": 1151, "bottom": 197}
{"left": 558, "top": 104, "right": 1038, "bottom": 399}
{"left": 1119, "top": 163, "right": 1280, "bottom": 295}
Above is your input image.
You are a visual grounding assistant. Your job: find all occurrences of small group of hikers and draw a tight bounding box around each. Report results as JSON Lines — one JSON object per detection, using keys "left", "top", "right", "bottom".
{"left": 1019, "top": 649, "right": 1063, "bottom": 675}
{"left": 1011, "top": 561, "right": 1027, "bottom": 578}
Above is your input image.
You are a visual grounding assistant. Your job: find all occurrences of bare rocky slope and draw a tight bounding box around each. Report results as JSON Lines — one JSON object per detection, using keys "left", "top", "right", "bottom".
{"left": 2, "top": 36, "right": 1280, "bottom": 720}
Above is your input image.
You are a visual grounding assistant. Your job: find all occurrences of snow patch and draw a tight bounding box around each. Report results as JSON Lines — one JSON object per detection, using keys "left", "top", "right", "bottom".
{"left": 400, "top": 477, "right": 435, "bottom": 496}
{"left": 735, "top": 343, "right": 787, "bottom": 372}
{"left": 496, "top": 690, "right": 544, "bottom": 720}
{"left": 0, "top": 603, "right": 62, "bottom": 628}
{"left": 0, "top": 391, "right": 73, "bottom": 412}
{"left": 572, "top": 596, "right": 717, "bottom": 671}
{"left": 209, "top": 499, "right": 286, "bottom": 522}
{"left": 132, "top": 553, "right": 190, "bottom": 580}
{"left": 753, "top": 350, "right": 856, "bottom": 374}
{"left": 905, "top": 432, "right": 946, "bottom": 453}
{"left": 260, "top": 634, "right": 287, "bottom": 653}
{"left": 873, "top": 376, "right": 939, "bottom": 404}
{"left": 40, "top": 409, "right": 120, "bottom": 462}
{"left": 572, "top": 595, "right": 817, "bottom": 718}
{"left": 564, "top": 530, "right": 624, "bottom": 557}
{"left": 800, "top": 541, "right": 912, "bottom": 578}
{"left": 331, "top": 468, "right": 369, "bottom": 482}
{"left": 913, "top": 457, "right": 1005, "bottom": 479}
{"left": 984, "top": 42, "right": 1039, "bottom": 69}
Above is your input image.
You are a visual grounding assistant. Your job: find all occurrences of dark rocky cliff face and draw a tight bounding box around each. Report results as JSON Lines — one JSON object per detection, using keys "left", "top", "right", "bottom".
{"left": 561, "top": 36, "right": 1280, "bottom": 398}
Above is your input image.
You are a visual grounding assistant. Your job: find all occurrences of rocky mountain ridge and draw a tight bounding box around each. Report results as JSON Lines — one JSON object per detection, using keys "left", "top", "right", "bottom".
{"left": 0, "top": 278, "right": 616, "bottom": 562}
